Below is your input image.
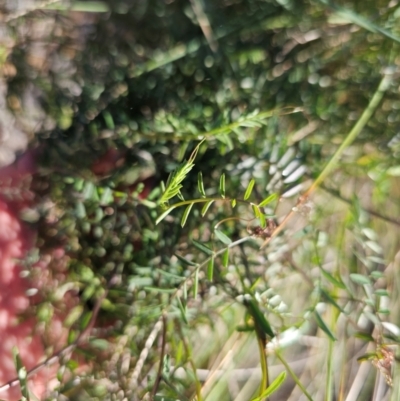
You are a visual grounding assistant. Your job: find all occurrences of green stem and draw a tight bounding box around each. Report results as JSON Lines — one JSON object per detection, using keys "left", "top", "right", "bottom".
{"left": 275, "top": 349, "right": 314, "bottom": 401}
{"left": 305, "top": 73, "right": 392, "bottom": 196}
{"left": 256, "top": 335, "right": 269, "bottom": 398}
{"left": 261, "top": 71, "right": 392, "bottom": 249}
{"left": 326, "top": 339, "right": 334, "bottom": 401}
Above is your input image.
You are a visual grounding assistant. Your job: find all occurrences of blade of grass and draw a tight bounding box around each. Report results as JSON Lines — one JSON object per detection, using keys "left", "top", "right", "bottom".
{"left": 319, "top": 0, "right": 400, "bottom": 44}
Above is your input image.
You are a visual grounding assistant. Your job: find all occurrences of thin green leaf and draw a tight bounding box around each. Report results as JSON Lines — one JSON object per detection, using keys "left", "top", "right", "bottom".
{"left": 176, "top": 297, "right": 188, "bottom": 324}
{"left": 251, "top": 371, "right": 287, "bottom": 401}
{"left": 314, "top": 310, "right": 337, "bottom": 341}
{"left": 321, "top": 288, "right": 346, "bottom": 314}
{"left": 156, "top": 205, "right": 177, "bottom": 225}
{"left": 214, "top": 229, "right": 232, "bottom": 245}
{"left": 207, "top": 257, "right": 214, "bottom": 281}
{"left": 175, "top": 253, "right": 198, "bottom": 267}
{"left": 219, "top": 173, "right": 226, "bottom": 198}
{"left": 201, "top": 200, "right": 214, "bottom": 216}
{"left": 193, "top": 269, "right": 199, "bottom": 299}
{"left": 320, "top": 268, "right": 347, "bottom": 289}
{"left": 198, "top": 172, "right": 206, "bottom": 197}
{"left": 192, "top": 239, "right": 214, "bottom": 256}
{"left": 222, "top": 248, "right": 229, "bottom": 267}
{"left": 181, "top": 203, "right": 194, "bottom": 227}
{"left": 252, "top": 205, "right": 261, "bottom": 218}
{"left": 156, "top": 269, "right": 185, "bottom": 282}
{"left": 244, "top": 179, "right": 255, "bottom": 200}
{"left": 231, "top": 198, "right": 237, "bottom": 208}
{"left": 244, "top": 299, "right": 275, "bottom": 338}
{"left": 354, "top": 331, "right": 375, "bottom": 342}
{"left": 259, "top": 193, "right": 278, "bottom": 207}
{"left": 350, "top": 273, "right": 372, "bottom": 286}
{"left": 259, "top": 213, "right": 266, "bottom": 229}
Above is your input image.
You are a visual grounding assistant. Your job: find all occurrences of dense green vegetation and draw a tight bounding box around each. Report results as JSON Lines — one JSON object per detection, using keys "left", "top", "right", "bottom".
{"left": 2, "top": 0, "right": 400, "bottom": 400}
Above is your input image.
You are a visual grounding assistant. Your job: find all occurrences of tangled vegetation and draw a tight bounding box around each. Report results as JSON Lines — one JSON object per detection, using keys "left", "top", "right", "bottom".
{"left": 1, "top": 0, "right": 400, "bottom": 400}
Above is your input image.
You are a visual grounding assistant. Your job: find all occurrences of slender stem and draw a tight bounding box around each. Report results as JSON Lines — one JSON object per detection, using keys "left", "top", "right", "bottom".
{"left": 261, "top": 71, "right": 392, "bottom": 249}
{"left": 305, "top": 73, "right": 392, "bottom": 196}
{"left": 256, "top": 335, "right": 269, "bottom": 399}
{"left": 275, "top": 349, "right": 314, "bottom": 401}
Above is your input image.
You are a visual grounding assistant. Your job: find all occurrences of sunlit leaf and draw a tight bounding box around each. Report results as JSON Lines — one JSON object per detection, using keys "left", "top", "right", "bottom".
{"left": 259, "top": 193, "right": 278, "bottom": 207}
{"left": 259, "top": 213, "right": 266, "bottom": 228}
{"left": 252, "top": 205, "right": 261, "bottom": 218}
{"left": 354, "top": 331, "right": 375, "bottom": 342}
{"left": 214, "top": 229, "right": 232, "bottom": 245}
{"left": 198, "top": 172, "right": 206, "bottom": 197}
{"left": 244, "top": 179, "right": 255, "bottom": 200}
{"left": 251, "top": 371, "right": 287, "bottom": 401}
{"left": 350, "top": 274, "right": 372, "bottom": 286}
{"left": 201, "top": 200, "right": 214, "bottom": 216}
{"left": 156, "top": 206, "right": 177, "bottom": 225}
{"left": 181, "top": 203, "right": 194, "bottom": 227}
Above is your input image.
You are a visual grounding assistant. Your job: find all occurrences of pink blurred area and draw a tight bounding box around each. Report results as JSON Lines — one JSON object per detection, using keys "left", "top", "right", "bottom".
{"left": 0, "top": 150, "right": 61, "bottom": 400}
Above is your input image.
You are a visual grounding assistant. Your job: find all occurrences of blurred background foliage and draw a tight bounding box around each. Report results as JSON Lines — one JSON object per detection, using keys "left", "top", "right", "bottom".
{"left": 2, "top": 0, "right": 400, "bottom": 400}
